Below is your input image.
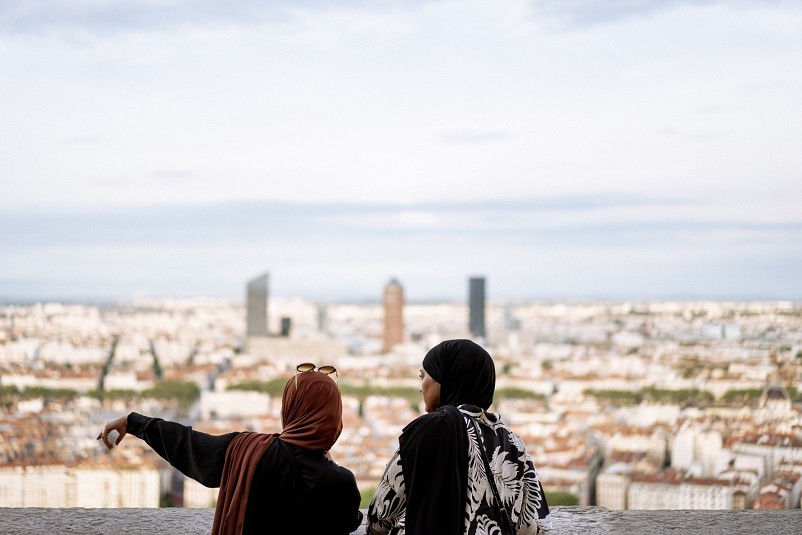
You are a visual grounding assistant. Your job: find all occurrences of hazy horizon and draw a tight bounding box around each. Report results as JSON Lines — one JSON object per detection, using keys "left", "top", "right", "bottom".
{"left": 2, "top": 290, "right": 800, "bottom": 307}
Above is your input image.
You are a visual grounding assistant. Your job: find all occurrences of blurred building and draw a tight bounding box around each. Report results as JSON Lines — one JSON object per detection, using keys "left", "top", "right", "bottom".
{"left": 184, "top": 478, "right": 218, "bottom": 508}
{"left": 596, "top": 467, "right": 631, "bottom": 510}
{"left": 199, "top": 390, "right": 273, "bottom": 420}
{"left": 628, "top": 470, "right": 683, "bottom": 509}
{"left": 383, "top": 279, "right": 404, "bottom": 352}
{"left": 246, "top": 273, "right": 269, "bottom": 338}
{"left": 468, "top": 276, "right": 486, "bottom": 338}
{"left": 0, "top": 463, "right": 159, "bottom": 508}
{"left": 317, "top": 304, "right": 328, "bottom": 333}
{"left": 280, "top": 317, "right": 292, "bottom": 337}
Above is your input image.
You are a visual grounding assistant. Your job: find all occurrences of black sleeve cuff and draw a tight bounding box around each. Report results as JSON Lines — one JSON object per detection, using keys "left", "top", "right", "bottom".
{"left": 127, "top": 412, "right": 161, "bottom": 439}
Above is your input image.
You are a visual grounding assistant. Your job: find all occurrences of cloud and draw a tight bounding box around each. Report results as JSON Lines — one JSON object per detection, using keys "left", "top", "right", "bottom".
{"left": 1, "top": 196, "right": 800, "bottom": 302}
{"left": 3, "top": 0, "right": 776, "bottom": 41}
{"left": 2, "top": 211, "right": 800, "bottom": 302}
{"left": 528, "top": 0, "right": 751, "bottom": 29}
{"left": 0, "top": 0, "right": 403, "bottom": 36}
{"left": 153, "top": 170, "right": 194, "bottom": 182}
{"left": 0, "top": 0, "right": 262, "bottom": 34}
{"left": 60, "top": 135, "right": 99, "bottom": 146}
{"left": 440, "top": 129, "right": 511, "bottom": 144}
{"left": 2, "top": 0, "right": 801, "bottom": 303}
{"left": 3, "top": 0, "right": 801, "bottom": 211}
{"left": 1, "top": 0, "right": 772, "bottom": 36}
{"left": 2, "top": 196, "right": 798, "bottom": 250}
{"left": 656, "top": 126, "right": 723, "bottom": 140}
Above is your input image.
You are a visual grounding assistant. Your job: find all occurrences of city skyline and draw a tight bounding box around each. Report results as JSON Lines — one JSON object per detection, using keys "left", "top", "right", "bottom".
{"left": 1, "top": 298, "right": 800, "bottom": 512}
{"left": 1, "top": 0, "right": 801, "bottom": 302}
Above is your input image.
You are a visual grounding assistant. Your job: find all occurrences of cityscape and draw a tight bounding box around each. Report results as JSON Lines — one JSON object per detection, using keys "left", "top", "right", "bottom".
{"left": 1, "top": 274, "right": 800, "bottom": 512}
{"left": 3, "top": 3, "right": 801, "bottom": 531}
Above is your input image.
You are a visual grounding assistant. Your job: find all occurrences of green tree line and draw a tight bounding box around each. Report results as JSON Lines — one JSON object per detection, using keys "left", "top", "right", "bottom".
{"left": 0, "top": 381, "right": 200, "bottom": 408}
{"left": 586, "top": 386, "right": 802, "bottom": 406}
{"left": 227, "top": 380, "right": 423, "bottom": 403}
{"left": 585, "top": 388, "right": 715, "bottom": 406}
{"left": 227, "top": 381, "right": 547, "bottom": 403}
{"left": 544, "top": 490, "right": 580, "bottom": 506}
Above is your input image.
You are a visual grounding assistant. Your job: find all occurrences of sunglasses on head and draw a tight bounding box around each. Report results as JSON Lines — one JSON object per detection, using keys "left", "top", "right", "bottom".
{"left": 295, "top": 363, "right": 338, "bottom": 386}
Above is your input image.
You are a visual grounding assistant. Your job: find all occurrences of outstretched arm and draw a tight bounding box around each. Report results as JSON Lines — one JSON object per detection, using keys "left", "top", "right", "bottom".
{"left": 98, "top": 412, "right": 238, "bottom": 488}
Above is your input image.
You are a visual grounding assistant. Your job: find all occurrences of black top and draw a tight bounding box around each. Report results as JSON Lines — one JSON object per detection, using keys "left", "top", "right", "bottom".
{"left": 397, "top": 405, "right": 468, "bottom": 535}
{"left": 127, "top": 412, "right": 363, "bottom": 535}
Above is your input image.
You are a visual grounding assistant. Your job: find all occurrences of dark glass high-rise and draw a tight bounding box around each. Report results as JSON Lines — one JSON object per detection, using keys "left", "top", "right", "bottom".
{"left": 469, "top": 276, "right": 486, "bottom": 338}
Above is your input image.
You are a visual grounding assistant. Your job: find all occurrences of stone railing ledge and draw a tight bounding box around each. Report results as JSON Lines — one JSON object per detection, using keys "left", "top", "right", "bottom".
{"left": 1, "top": 506, "right": 799, "bottom": 534}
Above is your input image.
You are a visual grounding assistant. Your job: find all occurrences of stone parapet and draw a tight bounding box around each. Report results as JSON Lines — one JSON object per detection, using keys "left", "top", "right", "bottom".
{"left": 1, "top": 506, "right": 799, "bottom": 534}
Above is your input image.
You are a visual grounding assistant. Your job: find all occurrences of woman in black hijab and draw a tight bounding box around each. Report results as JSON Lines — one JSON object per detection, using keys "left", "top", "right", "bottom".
{"left": 367, "top": 339, "right": 552, "bottom": 535}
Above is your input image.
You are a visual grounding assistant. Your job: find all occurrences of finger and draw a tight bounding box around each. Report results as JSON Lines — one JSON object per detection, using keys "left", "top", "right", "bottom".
{"left": 101, "top": 428, "right": 113, "bottom": 449}
{"left": 115, "top": 430, "right": 126, "bottom": 446}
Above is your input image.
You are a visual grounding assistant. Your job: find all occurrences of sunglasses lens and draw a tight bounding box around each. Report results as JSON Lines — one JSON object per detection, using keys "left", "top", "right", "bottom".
{"left": 296, "top": 363, "right": 316, "bottom": 373}
{"left": 318, "top": 366, "right": 337, "bottom": 375}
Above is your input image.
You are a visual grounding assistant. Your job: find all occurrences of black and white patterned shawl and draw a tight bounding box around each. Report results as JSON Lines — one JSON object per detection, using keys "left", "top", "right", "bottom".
{"left": 367, "top": 404, "right": 552, "bottom": 535}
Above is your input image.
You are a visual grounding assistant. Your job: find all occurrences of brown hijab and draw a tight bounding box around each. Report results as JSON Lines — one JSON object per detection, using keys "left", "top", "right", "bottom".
{"left": 211, "top": 371, "right": 343, "bottom": 534}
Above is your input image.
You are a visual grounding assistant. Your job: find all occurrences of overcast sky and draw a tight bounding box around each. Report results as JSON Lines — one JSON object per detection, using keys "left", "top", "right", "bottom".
{"left": 1, "top": 0, "right": 801, "bottom": 302}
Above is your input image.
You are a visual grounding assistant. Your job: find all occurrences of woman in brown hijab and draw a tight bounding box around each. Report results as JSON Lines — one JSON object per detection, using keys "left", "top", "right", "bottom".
{"left": 98, "top": 370, "right": 362, "bottom": 534}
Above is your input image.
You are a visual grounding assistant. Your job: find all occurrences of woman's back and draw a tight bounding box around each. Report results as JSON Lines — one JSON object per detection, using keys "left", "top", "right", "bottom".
{"left": 246, "top": 439, "right": 361, "bottom": 534}
{"left": 461, "top": 406, "right": 550, "bottom": 534}
{"left": 368, "top": 405, "right": 550, "bottom": 534}
{"left": 100, "top": 370, "right": 362, "bottom": 535}
{"left": 367, "top": 339, "right": 552, "bottom": 534}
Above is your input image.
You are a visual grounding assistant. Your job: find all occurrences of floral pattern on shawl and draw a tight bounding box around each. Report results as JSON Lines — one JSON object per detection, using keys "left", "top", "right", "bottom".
{"left": 367, "top": 406, "right": 552, "bottom": 535}
{"left": 368, "top": 451, "right": 406, "bottom": 535}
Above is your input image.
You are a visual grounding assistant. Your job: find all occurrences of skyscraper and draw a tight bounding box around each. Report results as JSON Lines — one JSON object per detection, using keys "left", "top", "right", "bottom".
{"left": 280, "top": 317, "right": 292, "bottom": 337}
{"left": 383, "top": 278, "right": 404, "bottom": 351}
{"left": 469, "top": 276, "right": 486, "bottom": 338}
{"left": 246, "top": 273, "right": 269, "bottom": 337}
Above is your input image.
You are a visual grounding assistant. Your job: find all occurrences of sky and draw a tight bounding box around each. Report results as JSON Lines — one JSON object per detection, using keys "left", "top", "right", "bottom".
{"left": 1, "top": 0, "right": 801, "bottom": 302}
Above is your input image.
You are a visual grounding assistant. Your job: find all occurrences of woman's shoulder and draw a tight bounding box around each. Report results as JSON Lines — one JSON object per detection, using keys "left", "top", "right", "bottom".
{"left": 286, "top": 443, "right": 355, "bottom": 473}
{"left": 400, "top": 406, "right": 466, "bottom": 445}
{"left": 311, "top": 457, "right": 358, "bottom": 492}
{"left": 328, "top": 460, "right": 358, "bottom": 483}
{"left": 404, "top": 405, "right": 461, "bottom": 427}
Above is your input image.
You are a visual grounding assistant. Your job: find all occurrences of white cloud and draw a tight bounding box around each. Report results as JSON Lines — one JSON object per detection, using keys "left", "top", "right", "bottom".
{"left": 2, "top": 1, "right": 801, "bottom": 209}
{"left": 1, "top": 1, "right": 801, "bottom": 299}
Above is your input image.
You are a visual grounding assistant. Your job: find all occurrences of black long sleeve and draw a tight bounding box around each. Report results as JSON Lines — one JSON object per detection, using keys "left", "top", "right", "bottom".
{"left": 126, "top": 413, "right": 362, "bottom": 533}
{"left": 127, "top": 412, "right": 238, "bottom": 488}
{"left": 244, "top": 440, "right": 363, "bottom": 534}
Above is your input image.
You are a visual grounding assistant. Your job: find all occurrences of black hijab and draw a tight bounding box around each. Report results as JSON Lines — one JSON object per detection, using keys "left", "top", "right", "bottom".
{"left": 399, "top": 339, "right": 496, "bottom": 535}
{"left": 422, "top": 338, "right": 496, "bottom": 409}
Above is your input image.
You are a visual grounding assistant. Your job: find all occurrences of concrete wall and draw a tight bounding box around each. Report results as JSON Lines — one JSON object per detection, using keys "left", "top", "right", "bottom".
{"left": 1, "top": 507, "right": 801, "bottom": 534}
